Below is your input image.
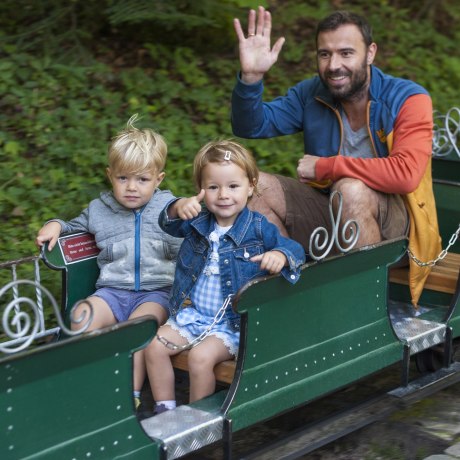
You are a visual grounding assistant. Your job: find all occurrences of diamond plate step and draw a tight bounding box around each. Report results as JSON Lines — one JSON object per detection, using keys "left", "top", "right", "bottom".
{"left": 393, "top": 317, "right": 446, "bottom": 355}
{"left": 141, "top": 404, "right": 224, "bottom": 459}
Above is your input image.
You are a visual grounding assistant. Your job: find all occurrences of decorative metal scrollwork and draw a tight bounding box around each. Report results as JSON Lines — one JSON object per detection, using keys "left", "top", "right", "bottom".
{"left": 1, "top": 279, "right": 93, "bottom": 354}
{"left": 309, "top": 190, "right": 360, "bottom": 261}
{"left": 433, "top": 107, "right": 460, "bottom": 159}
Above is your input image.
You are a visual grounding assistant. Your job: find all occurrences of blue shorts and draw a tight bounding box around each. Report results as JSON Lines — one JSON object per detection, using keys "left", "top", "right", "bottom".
{"left": 92, "top": 287, "right": 171, "bottom": 322}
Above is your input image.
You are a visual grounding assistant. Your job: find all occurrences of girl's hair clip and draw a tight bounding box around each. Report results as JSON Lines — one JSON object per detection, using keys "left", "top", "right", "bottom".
{"left": 224, "top": 150, "right": 232, "bottom": 161}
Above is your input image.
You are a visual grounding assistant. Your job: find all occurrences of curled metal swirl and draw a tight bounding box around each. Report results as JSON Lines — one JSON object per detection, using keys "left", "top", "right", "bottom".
{"left": 309, "top": 191, "right": 360, "bottom": 261}
{"left": 433, "top": 107, "right": 460, "bottom": 159}
{"left": 68, "top": 298, "right": 94, "bottom": 330}
{"left": 1, "top": 279, "right": 93, "bottom": 354}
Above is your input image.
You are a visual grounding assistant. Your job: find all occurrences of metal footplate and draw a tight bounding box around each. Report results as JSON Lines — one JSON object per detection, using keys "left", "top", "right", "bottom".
{"left": 392, "top": 317, "right": 446, "bottom": 354}
{"left": 141, "top": 405, "right": 225, "bottom": 459}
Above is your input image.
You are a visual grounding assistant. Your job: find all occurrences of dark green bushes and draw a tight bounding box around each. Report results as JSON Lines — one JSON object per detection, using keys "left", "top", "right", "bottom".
{"left": 0, "top": 0, "right": 459, "bottom": 262}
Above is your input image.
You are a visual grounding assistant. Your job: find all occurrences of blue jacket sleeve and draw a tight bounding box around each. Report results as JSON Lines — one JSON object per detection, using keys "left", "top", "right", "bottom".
{"left": 158, "top": 198, "right": 191, "bottom": 238}
{"left": 231, "top": 73, "right": 306, "bottom": 139}
{"left": 259, "top": 217, "right": 306, "bottom": 284}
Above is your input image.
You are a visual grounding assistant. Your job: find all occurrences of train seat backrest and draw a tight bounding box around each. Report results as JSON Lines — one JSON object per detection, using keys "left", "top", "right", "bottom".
{"left": 42, "top": 232, "right": 100, "bottom": 317}
{"left": 0, "top": 317, "right": 158, "bottom": 459}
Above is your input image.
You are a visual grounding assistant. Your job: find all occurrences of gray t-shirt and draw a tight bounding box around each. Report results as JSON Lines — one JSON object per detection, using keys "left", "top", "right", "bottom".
{"left": 341, "top": 110, "right": 374, "bottom": 158}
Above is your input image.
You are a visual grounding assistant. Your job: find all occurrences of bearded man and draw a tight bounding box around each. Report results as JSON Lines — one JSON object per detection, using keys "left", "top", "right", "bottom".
{"left": 231, "top": 8, "right": 441, "bottom": 305}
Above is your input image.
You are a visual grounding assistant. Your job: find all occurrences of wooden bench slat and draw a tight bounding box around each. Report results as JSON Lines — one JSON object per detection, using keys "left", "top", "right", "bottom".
{"left": 171, "top": 350, "right": 236, "bottom": 385}
{"left": 437, "top": 257, "right": 460, "bottom": 270}
{"left": 389, "top": 252, "right": 459, "bottom": 294}
{"left": 433, "top": 266, "right": 458, "bottom": 276}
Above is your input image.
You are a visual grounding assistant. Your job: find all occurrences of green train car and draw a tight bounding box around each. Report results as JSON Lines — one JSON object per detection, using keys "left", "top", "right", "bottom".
{"left": 1, "top": 112, "right": 459, "bottom": 460}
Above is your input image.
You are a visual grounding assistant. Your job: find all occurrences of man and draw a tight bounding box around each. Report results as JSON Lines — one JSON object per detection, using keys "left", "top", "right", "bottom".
{"left": 231, "top": 7, "right": 441, "bottom": 305}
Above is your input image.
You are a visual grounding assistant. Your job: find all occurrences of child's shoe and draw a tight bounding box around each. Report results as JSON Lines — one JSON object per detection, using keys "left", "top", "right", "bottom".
{"left": 153, "top": 403, "right": 170, "bottom": 415}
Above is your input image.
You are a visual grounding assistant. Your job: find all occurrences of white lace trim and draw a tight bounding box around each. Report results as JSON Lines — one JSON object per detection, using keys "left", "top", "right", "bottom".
{"left": 203, "top": 225, "right": 232, "bottom": 277}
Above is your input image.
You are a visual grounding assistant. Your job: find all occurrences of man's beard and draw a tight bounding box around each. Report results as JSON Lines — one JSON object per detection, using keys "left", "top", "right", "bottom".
{"left": 320, "top": 58, "right": 369, "bottom": 102}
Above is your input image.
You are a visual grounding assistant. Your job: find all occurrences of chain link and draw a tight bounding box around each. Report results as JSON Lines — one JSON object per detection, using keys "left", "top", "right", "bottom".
{"left": 157, "top": 294, "right": 233, "bottom": 351}
{"left": 408, "top": 223, "right": 460, "bottom": 267}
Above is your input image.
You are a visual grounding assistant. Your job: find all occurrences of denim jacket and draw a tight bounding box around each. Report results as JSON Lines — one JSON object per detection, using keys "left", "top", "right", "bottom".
{"left": 159, "top": 202, "right": 305, "bottom": 325}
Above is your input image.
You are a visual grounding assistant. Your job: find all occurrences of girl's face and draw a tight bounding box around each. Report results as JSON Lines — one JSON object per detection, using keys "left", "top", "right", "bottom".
{"left": 107, "top": 167, "right": 165, "bottom": 210}
{"left": 201, "top": 161, "right": 254, "bottom": 227}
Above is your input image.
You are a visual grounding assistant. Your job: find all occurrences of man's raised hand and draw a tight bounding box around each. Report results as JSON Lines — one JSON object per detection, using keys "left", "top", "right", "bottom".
{"left": 233, "top": 6, "right": 285, "bottom": 84}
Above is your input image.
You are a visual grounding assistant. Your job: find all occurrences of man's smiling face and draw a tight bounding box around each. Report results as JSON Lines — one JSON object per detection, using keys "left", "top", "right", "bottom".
{"left": 316, "top": 24, "right": 376, "bottom": 102}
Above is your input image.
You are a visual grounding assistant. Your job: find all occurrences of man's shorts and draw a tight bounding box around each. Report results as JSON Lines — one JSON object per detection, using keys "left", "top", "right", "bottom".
{"left": 93, "top": 287, "right": 171, "bottom": 322}
{"left": 275, "top": 174, "right": 409, "bottom": 252}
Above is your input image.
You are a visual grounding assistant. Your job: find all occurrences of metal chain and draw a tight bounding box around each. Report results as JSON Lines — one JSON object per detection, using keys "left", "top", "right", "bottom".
{"left": 408, "top": 223, "right": 460, "bottom": 267}
{"left": 157, "top": 294, "right": 233, "bottom": 351}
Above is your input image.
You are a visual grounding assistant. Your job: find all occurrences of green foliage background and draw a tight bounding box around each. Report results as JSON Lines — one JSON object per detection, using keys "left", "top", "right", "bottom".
{"left": 0, "top": 0, "right": 459, "bottom": 263}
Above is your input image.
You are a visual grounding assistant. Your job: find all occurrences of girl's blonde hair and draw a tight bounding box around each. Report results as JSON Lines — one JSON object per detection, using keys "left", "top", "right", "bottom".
{"left": 193, "top": 139, "right": 259, "bottom": 194}
{"left": 108, "top": 114, "right": 167, "bottom": 174}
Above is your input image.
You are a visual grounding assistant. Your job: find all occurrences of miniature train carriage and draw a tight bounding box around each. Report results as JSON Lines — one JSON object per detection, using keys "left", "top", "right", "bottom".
{"left": 1, "top": 109, "right": 459, "bottom": 459}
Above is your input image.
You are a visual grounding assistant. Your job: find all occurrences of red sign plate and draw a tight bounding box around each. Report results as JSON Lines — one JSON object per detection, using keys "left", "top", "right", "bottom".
{"left": 59, "top": 233, "right": 100, "bottom": 264}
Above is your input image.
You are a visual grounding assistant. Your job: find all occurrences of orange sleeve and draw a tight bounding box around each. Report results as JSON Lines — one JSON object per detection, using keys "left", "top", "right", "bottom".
{"left": 314, "top": 94, "right": 433, "bottom": 194}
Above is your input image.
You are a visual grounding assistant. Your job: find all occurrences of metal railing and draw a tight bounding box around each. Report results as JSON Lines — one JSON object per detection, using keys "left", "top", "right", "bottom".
{"left": 0, "top": 255, "right": 92, "bottom": 355}
{"left": 433, "top": 107, "right": 460, "bottom": 159}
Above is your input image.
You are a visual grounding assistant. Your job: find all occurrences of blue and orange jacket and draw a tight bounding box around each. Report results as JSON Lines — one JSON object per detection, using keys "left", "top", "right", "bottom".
{"left": 231, "top": 65, "right": 441, "bottom": 305}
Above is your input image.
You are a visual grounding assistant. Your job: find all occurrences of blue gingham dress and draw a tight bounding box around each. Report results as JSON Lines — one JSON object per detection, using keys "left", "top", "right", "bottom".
{"left": 167, "top": 224, "right": 239, "bottom": 356}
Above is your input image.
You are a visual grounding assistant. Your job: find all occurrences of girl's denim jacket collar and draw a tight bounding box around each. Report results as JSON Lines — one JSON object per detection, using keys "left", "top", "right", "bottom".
{"left": 160, "top": 204, "right": 305, "bottom": 327}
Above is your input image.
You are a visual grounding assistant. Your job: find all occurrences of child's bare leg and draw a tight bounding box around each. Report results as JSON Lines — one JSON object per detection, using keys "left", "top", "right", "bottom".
{"left": 129, "top": 302, "right": 168, "bottom": 393}
{"left": 145, "top": 325, "right": 188, "bottom": 402}
{"left": 71, "top": 296, "right": 115, "bottom": 331}
{"left": 188, "top": 336, "right": 233, "bottom": 402}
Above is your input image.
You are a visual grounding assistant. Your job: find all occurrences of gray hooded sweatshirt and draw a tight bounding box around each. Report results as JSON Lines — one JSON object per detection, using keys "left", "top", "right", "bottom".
{"left": 54, "top": 190, "right": 182, "bottom": 291}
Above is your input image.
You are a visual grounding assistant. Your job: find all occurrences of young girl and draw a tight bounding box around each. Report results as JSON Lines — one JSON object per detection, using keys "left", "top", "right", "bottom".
{"left": 35, "top": 115, "right": 183, "bottom": 411}
{"left": 145, "top": 139, "right": 305, "bottom": 414}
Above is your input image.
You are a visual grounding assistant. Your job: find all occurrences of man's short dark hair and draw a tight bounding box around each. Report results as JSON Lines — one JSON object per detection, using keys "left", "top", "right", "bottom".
{"left": 316, "top": 11, "right": 373, "bottom": 47}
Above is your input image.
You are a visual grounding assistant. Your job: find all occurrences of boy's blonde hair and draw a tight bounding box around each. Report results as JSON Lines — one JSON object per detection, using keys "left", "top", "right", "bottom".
{"left": 108, "top": 114, "right": 167, "bottom": 174}
{"left": 193, "top": 139, "right": 259, "bottom": 194}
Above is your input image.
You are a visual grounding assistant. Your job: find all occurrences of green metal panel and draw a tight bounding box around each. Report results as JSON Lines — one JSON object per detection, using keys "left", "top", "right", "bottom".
{"left": 432, "top": 158, "right": 460, "bottom": 335}
{"left": 433, "top": 186, "right": 460, "bottom": 253}
{"left": 0, "top": 318, "right": 162, "bottom": 459}
{"left": 227, "top": 239, "right": 407, "bottom": 432}
{"left": 432, "top": 157, "right": 460, "bottom": 183}
{"left": 42, "top": 233, "right": 100, "bottom": 320}
{"left": 432, "top": 158, "right": 460, "bottom": 252}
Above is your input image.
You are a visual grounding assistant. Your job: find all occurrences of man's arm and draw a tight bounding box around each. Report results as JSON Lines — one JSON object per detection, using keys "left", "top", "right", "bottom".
{"left": 232, "top": 6, "right": 290, "bottom": 138}
{"left": 231, "top": 76, "right": 309, "bottom": 138}
{"left": 314, "top": 94, "right": 433, "bottom": 194}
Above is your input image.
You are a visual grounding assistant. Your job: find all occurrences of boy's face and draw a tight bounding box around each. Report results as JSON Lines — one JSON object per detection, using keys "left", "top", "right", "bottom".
{"left": 106, "top": 168, "right": 165, "bottom": 210}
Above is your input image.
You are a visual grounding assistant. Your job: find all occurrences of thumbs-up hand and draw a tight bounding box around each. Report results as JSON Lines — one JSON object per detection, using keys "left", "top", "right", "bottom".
{"left": 173, "top": 189, "right": 206, "bottom": 220}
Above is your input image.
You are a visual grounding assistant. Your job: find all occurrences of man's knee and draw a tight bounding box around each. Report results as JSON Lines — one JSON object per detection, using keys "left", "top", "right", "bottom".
{"left": 333, "top": 178, "right": 378, "bottom": 211}
{"left": 248, "top": 171, "right": 288, "bottom": 235}
{"left": 254, "top": 172, "right": 286, "bottom": 210}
